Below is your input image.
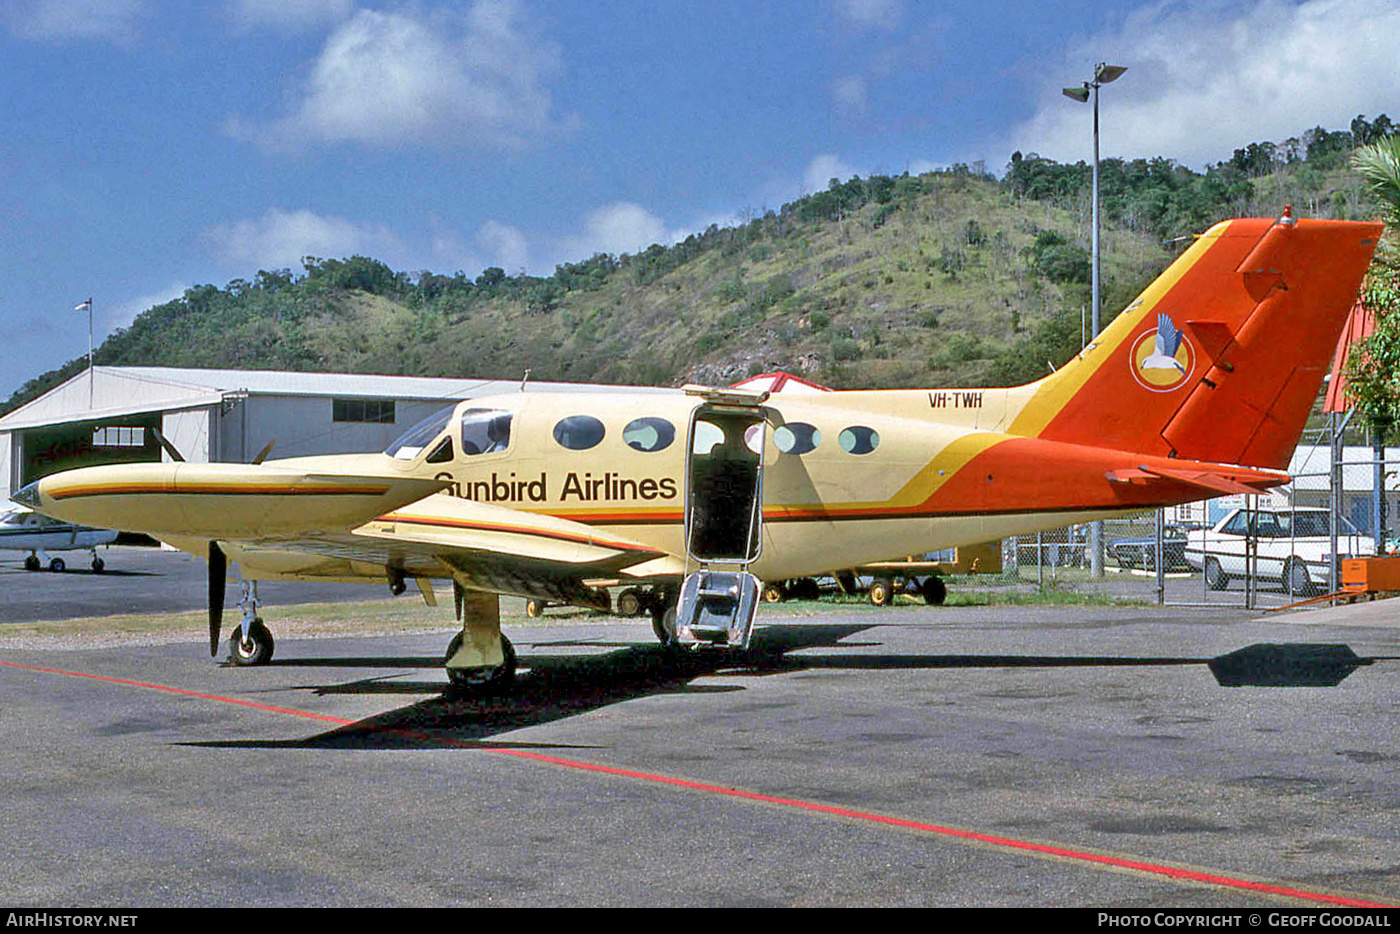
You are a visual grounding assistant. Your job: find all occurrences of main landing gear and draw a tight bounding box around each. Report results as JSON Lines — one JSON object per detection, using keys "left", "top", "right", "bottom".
{"left": 443, "top": 586, "right": 517, "bottom": 695}
{"left": 22, "top": 549, "right": 105, "bottom": 573}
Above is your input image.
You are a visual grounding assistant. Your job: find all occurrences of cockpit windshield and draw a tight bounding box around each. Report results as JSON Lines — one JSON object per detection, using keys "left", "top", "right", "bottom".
{"left": 385, "top": 406, "right": 455, "bottom": 460}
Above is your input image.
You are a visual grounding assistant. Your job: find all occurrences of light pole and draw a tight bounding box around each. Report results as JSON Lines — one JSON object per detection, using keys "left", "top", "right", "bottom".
{"left": 1063, "top": 62, "right": 1126, "bottom": 578}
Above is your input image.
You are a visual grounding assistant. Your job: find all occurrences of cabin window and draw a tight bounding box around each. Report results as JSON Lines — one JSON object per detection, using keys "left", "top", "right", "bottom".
{"left": 839, "top": 426, "right": 880, "bottom": 455}
{"left": 385, "top": 406, "right": 454, "bottom": 460}
{"left": 554, "top": 415, "right": 606, "bottom": 451}
{"left": 773, "top": 422, "right": 820, "bottom": 455}
{"left": 460, "top": 409, "right": 513, "bottom": 455}
{"left": 623, "top": 417, "right": 675, "bottom": 452}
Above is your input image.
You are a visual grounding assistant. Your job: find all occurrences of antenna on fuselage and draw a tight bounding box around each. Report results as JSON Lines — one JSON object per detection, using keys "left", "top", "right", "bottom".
{"left": 520, "top": 368, "right": 531, "bottom": 391}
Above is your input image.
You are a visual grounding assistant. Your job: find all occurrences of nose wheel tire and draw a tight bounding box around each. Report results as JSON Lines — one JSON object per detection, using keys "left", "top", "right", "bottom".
{"left": 227, "top": 619, "right": 275, "bottom": 666}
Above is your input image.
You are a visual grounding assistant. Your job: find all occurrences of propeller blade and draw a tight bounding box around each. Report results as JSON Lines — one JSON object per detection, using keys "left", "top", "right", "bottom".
{"left": 208, "top": 541, "right": 226, "bottom": 657}
{"left": 251, "top": 440, "right": 275, "bottom": 465}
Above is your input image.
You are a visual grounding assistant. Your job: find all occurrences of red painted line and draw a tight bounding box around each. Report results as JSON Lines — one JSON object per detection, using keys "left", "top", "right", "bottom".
{"left": 3, "top": 657, "right": 1394, "bottom": 909}
{"left": 0, "top": 660, "right": 349, "bottom": 725}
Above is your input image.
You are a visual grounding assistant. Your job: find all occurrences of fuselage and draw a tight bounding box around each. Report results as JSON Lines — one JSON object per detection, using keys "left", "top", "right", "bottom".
{"left": 256, "top": 386, "right": 1276, "bottom": 581}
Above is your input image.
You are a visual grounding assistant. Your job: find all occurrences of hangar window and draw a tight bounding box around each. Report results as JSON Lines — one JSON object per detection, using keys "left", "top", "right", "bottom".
{"left": 623, "top": 417, "right": 675, "bottom": 453}
{"left": 773, "top": 422, "right": 821, "bottom": 455}
{"left": 554, "top": 415, "right": 606, "bottom": 451}
{"left": 333, "top": 398, "right": 396, "bottom": 424}
{"left": 839, "top": 426, "right": 880, "bottom": 455}
{"left": 460, "top": 409, "right": 513, "bottom": 455}
{"left": 92, "top": 426, "right": 144, "bottom": 447}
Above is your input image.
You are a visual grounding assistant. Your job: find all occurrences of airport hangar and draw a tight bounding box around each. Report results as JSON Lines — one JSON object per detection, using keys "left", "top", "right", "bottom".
{"left": 0, "top": 365, "right": 661, "bottom": 498}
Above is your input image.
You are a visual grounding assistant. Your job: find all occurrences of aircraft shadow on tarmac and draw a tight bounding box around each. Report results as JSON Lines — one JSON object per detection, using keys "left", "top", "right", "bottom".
{"left": 180, "top": 624, "right": 1386, "bottom": 753}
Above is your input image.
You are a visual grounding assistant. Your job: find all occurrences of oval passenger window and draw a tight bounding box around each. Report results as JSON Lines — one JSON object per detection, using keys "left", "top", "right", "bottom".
{"left": 623, "top": 417, "right": 675, "bottom": 452}
{"left": 553, "top": 415, "right": 607, "bottom": 450}
{"left": 773, "top": 422, "right": 821, "bottom": 455}
{"left": 839, "top": 426, "right": 879, "bottom": 455}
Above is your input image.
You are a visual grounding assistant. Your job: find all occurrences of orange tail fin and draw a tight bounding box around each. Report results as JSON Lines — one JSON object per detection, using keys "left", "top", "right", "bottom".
{"left": 1011, "top": 214, "right": 1381, "bottom": 469}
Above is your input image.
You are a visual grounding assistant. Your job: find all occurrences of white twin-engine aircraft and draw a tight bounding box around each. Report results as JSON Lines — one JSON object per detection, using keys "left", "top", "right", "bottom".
{"left": 0, "top": 506, "right": 117, "bottom": 572}
{"left": 13, "top": 214, "right": 1382, "bottom": 692}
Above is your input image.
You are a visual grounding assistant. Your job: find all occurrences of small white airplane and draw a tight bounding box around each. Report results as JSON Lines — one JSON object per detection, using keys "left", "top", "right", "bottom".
{"left": 0, "top": 506, "right": 118, "bottom": 572}
{"left": 11, "top": 212, "right": 1383, "bottom": 691}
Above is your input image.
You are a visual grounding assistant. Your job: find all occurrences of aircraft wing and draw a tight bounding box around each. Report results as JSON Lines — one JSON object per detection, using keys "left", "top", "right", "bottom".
{"left": 220, "top": 493, "right": 684, "bottom": 609}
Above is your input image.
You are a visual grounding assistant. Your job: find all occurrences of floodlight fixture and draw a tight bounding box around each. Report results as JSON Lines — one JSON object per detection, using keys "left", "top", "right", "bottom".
{"left": 1095, "top": 63, "right": 1128, "bottom": 84}
{"left": 1061, "top": 60, "right": 1127, "bottom": 579}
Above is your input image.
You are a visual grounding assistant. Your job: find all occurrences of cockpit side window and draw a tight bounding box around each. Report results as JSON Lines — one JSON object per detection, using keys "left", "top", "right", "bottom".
{"left": 385, "top": 406, "right": 455, "bottom": 460}
{"left": 425, "top": 436, "right": 454, "bottom": 463}
{"left": 460, "top": 409, "right": 513, "bottom": 456}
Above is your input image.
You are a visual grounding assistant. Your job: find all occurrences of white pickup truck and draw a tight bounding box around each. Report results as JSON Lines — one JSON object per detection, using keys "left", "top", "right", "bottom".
{"left": 1183, "top": 507, "right": 1373, "bottom": 596}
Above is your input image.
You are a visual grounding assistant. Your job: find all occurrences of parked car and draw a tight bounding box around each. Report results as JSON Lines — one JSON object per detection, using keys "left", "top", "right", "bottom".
{"left": 1109, "top": 524, "right": 1190, "bottom": 572}
{"left": 1183, "top": 507, "right": 1373, "bottom": 595}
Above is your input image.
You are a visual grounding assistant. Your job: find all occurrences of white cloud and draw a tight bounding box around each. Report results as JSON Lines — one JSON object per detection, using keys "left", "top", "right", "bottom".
{"left": 234, "top": 1, "right": 569, "bottom": 151}
{"left": 225, "top": 0, "right": 353, "bottom": 33}
{"left": 4, "top": 0, "right": 149, "bottom": 44}
{"left": 1009, "top": 0, "right": 1400, "bottom": 168}
{"left": 476, "top": 220, "right": 531, "bottom": 273}
{"left": 832, "top": 75, "right": 868, "bottom": 117}
{"left": 802, "top": 154, "right": 861, "bottom": 194}
{"left": 204, "top": 208, "right": 403, "bottom": 270}
{"left": 108, "top": 282, "right": 188, "bottom": 331}
{"left": 835, "top": 0, "right": 902, "bottom": 31}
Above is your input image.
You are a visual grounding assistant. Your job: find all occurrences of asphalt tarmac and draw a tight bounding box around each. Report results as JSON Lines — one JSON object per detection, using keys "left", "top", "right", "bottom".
{"left": 2, "top": 567, "right": 1399, "bottom": 908}
{"left": 0, "top": 545, "right": 392, "bottom": 623}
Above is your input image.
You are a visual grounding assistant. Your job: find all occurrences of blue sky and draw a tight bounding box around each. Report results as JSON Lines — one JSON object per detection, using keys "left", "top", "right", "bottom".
{"left": 1, "top": 0, "right": 1398, "bottom": 398}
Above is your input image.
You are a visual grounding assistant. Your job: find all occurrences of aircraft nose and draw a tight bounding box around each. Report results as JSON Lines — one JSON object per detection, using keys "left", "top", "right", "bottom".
{"left": 11, "top": 480, "right": 41, "bottom": 510}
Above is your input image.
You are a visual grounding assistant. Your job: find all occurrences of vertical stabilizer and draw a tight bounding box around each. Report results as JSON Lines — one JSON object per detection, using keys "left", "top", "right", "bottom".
{"left": 1010, "top": 215, "right": 1381, "bottom": 469}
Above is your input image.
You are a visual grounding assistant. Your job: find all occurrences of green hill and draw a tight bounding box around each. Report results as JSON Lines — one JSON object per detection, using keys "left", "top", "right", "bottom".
{"left": 4, "top": 118, "right": 1391, "bottom": 416}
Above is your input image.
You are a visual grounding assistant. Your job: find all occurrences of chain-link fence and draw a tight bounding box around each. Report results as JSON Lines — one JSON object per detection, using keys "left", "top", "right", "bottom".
{"left": 1002, "top": 430, "right": 1397, "bottom": 608}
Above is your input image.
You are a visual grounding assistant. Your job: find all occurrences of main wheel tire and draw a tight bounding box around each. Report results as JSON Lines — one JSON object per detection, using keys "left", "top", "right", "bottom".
{"left": 868, "top": 578, "right": 894, "bottom": 606}
{"left": 1204, "top": 558, "right": 1230, "bottom": 591}
{"left": 444, "top": 632, "right": 516, "bottom": 693}
{"left": 23, "top": 555, "right": 40, "bottom": 572}
{"left": 835, "top": 571, "right": 860, "bottom": 596}
{"left": 921, "top": 575, "right": 947, "bottom": 606}
{"left": 48, "top": 557, "right": 66, "bottom": 573}
{"left": 651, "top": 601, "right": 677, "bottom": 646}
{"left": 91, "top": 556, "right": 105, "bottom": 573}
{"left": 762, "top": 581, "right": 786, "bottom": 603}
{"left": 791, "top": 578, "right": 821, "bottom": 601}
{"left": 616, "top": 588, "right": 642, "bottom": 617}
{"left": 228, "top": 619, "right": 275, "bottom": 666}
{"left": 524, "top": 599, "right": 544, "bottom": 618}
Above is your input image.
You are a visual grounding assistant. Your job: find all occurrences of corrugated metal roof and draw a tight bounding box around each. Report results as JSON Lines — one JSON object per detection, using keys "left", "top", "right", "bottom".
{"left": 1, "top": 366, "right": 671, "bottom": 431}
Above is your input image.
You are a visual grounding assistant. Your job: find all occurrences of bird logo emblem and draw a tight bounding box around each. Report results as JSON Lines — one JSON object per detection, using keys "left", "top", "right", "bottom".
{"left": 1130, "top": 312, "right": 1193, "bottom": 391}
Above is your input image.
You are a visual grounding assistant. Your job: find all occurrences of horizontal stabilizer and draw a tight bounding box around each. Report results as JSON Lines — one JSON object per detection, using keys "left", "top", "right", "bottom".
{"left": 1104, "top": 463, "right": 1288, "bottom": 497}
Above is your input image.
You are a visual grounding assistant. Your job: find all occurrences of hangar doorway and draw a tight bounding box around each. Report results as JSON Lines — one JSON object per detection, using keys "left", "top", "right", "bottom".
{"left": 18, "top": 415, "right": 163, "bottom": 487}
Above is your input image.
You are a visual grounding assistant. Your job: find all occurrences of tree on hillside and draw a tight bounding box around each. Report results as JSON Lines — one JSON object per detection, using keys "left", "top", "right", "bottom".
{"left": 1343, "top": 135, "right": 1400, "bottom": 544}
